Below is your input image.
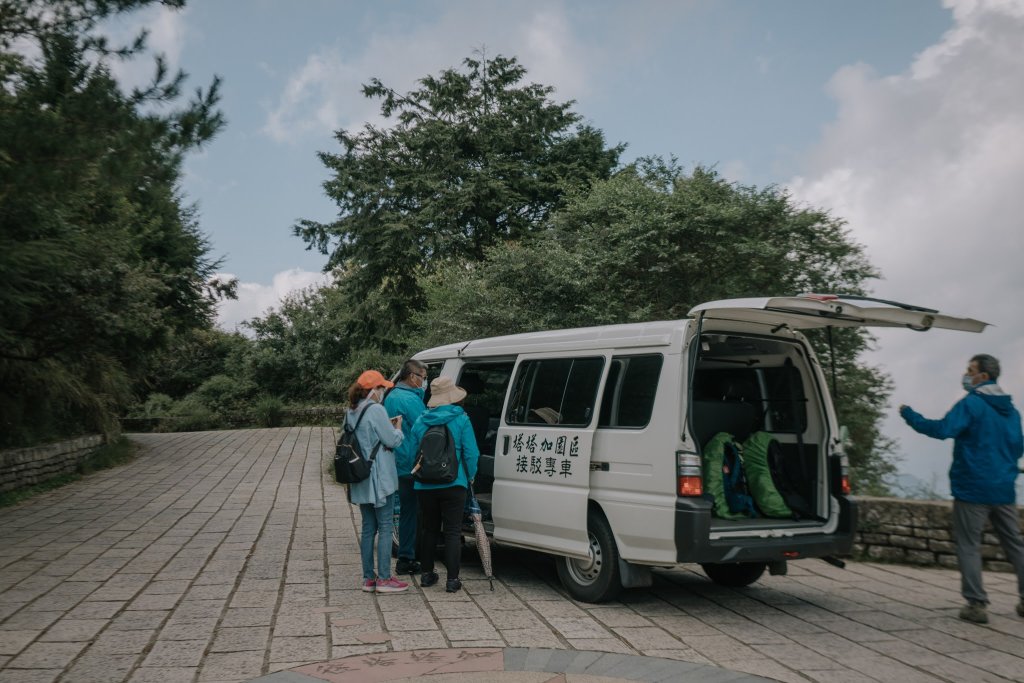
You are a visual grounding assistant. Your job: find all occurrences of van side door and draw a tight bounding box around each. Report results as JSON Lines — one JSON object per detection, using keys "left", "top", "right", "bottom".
{"left": 492, "top": 352, "right": 608, "bottom": 559}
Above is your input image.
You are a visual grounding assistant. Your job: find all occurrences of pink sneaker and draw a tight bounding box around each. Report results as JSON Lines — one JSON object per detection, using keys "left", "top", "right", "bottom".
{"left": 374, "top": 577, "right": 409, "bottom": 594}
{"left": 361, "top": 578, "right": 376, "bottom": 592}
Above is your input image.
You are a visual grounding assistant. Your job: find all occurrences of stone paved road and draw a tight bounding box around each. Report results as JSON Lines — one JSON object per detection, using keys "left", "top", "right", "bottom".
{"left": 1, "top": 428, "right": 1022, "bottom": 683}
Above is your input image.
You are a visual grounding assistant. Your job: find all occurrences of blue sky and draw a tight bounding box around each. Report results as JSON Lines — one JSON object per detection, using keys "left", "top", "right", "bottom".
{"left": 109, "top": 1, "right": 1024, "bottom": 495}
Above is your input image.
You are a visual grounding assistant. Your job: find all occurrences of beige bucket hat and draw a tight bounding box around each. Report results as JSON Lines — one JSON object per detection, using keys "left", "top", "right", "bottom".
{"left": 427, "top": 376, "right": 468, "bottom": 407}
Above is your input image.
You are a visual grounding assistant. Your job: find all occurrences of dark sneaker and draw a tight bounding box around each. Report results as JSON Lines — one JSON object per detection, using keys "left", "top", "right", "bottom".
{"left": 420, "top": 571, "right": 439, "bottom": 588}
{"left": 395, "top": 558, "right": 421, "bottom": 575}
{"left": 1016, "top": 601, "right": 1023, "bottom": 618}
{"left": 445, "top": 577, "right": 463, "bottom": 593}
{"left": 959, "top": 602, "right": 988, "bottom": 624}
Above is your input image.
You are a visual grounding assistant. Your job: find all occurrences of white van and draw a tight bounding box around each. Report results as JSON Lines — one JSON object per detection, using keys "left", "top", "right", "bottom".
{"left": 410, "top": 295, "right": 985, "bottom": 602}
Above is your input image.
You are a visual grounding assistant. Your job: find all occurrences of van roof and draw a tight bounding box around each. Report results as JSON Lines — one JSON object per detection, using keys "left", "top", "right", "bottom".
{"left": 413, "top": 319, "right": 689, "bottom": 361}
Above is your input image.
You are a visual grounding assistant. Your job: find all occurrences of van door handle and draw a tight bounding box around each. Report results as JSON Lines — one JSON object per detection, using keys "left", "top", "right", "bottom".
{"left": 590, "top": 462, "right": 609, "bottom": 472}
{"left": 502, "top": 435, "right": 509, "bottom": 455}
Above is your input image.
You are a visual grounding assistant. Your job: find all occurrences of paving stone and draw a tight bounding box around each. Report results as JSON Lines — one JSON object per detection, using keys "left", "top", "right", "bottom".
{"left": 500, "top": 628, "right": 563, "bottom": 648}
{"left": 128, "top": 666, "right": 198, "bottom": 683}
{"left": 157, "top": 617, "right": 219, "bottom": 640}
{"left": 0, "top": 669, "right": 61, "bottom": 683}
{"left": 143, "top": 638, "right": 210, "bottom": 667}
{"left": 565, "top": 638, "right": 636, "bottom": 654}
{"left": 221, "top": 607, "right": 275, "bottom": 628}
{"left": 388, "top": 629, "right": 448, "bottom": 651}
{"left": 6, "top": 640, "right": 87, "bottom": 668}
{"left": 0, "top": 630, "right": 38, "bottom": 655}
{"left": 438, "top": 617, "right": 499, "bottom": 641}
{"left": 382, "top": 608, "right": 438, "bottom": 631}
{"left": 273, "top": 613, "right": 327, "bottom": 637}
{"left": 37, "top": 618, "right": 106, "bottom": 642}
{"left": 269, "top": 635, "right": 328, "bottom": 663}
{"left": 62, "top": 652, "right": 137, "bottom": 682}
{"left": 612, "top": 626, "right": 684, "bottom": 650}
{"left": 109, "top": 609, "right": 170, "bottom": 631}
{"left": 211, "top": 626, "right": 270, "bottom": 652}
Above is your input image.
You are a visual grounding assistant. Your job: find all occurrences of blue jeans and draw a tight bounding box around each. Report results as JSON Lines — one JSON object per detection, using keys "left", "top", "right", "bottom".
{"left": 359, "top": 493, "right": 396, "bottom": 580}
{"left": 397, "top": 476, "right": 419, "bottom": 561}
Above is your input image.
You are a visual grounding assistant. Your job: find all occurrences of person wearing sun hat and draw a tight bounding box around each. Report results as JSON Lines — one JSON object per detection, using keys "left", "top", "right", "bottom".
{"left": 408, "top": 375, "right": 480, "bottom": 593}
{"left": 346, "top": 369, "right": 408, "bottom": 594}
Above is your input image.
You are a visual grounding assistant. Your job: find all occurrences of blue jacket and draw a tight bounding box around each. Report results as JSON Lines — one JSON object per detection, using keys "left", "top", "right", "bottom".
{"left": 900, "top": 381, "right": 1023, "bottom": 505}
{"left": 383, "top": 383, "right": 427, "bottom": 477}
{"left": 409, "top": 405, "right": 480, "bottom": 491}
{"left": 346, "top": 398, "right": 403, "bottom": 508}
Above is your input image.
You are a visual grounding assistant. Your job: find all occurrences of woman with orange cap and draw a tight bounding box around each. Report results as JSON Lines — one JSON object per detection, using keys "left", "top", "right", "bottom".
{"left": 346, "top": 370, "right": 408, "bottom": 594}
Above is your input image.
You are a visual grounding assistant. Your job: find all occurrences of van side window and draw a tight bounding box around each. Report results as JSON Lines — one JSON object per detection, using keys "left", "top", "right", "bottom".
{"left": 506, "top": 357, "right": 604, "bottom": 427}
{"left": 599, "top": 354, "right": 664, "bottom": 429}
{"left": 458, "top": 362, "right": 514, "bottom": 456}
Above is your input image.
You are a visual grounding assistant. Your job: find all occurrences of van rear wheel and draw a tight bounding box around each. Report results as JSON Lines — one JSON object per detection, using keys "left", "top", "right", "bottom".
{"left": 556, "top": 509, "right": 622, "bottom": 603}
{"left": 700, "top": 561, "right": 766, "bottom": 587}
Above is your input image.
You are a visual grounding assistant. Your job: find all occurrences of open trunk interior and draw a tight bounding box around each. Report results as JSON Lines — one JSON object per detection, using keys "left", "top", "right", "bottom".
{"left": 692, "top": 332, "right": 828, "bottom": 530}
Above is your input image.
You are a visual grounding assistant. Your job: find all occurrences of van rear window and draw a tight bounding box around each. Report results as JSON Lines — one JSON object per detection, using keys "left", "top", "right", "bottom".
{"left": 506, "top": 357, "right": 604, "bottom": 427}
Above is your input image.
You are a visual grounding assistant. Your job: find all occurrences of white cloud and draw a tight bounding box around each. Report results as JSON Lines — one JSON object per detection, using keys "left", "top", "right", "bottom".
{"left": 215, "top": 268, "right": 333, "bottom": 334}
{"left": 262, "top": 2, "right": 594, "bottom": 143}
{"left": 788, "top": 0, "right": 1024, "bottom": 494}
{"left": 101, "top": 4, "right": 187, "bottom": 92}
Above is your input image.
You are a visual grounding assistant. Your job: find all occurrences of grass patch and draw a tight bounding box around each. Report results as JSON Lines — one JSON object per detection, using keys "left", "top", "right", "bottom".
{"left": 0, "top": 436, "right": 139, "bottom": 508}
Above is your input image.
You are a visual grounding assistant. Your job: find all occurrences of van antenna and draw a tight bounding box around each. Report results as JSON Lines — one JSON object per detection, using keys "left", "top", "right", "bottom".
{"left": 457, "top": 341, "right": 472, "bottom": 357}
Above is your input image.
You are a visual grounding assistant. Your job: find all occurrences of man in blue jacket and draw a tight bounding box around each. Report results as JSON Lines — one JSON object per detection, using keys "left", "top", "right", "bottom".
{"left": 384, "top": 360, "right": 429, "bottom": 575}
{"left": 900, "top": 354, "right": 1024, "bottom": 624}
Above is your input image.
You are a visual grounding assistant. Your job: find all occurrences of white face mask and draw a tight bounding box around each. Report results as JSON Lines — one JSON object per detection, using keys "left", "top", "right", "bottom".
{"left": 371, "top": 387, "right": 385, "bottom": 402}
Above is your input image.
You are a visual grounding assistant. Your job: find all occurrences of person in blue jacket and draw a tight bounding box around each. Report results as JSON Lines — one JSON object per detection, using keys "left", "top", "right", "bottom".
{"left": 900, "top": 354, "right": 1024, "bottom": 623}
{"left": 408, "top": 375, "right": 480, "bottom": 593}
{"left": 346, "top": 370, "right": 408, "bottom": 594}
{"left": 383, "top": 359, "right": 429, "bottom": 575}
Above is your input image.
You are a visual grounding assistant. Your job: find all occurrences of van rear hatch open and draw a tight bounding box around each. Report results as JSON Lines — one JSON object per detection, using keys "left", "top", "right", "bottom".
{"left": 689, "top": 294, "right": 988, "bottom": 333}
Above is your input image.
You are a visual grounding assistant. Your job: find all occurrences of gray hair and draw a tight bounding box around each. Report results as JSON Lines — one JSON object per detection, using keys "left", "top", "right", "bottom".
{"left": 397, "top": 359, "right": 427, "bottom": 382}
{"left": 971, "top": 354, "right": 1000, "bottom": 381}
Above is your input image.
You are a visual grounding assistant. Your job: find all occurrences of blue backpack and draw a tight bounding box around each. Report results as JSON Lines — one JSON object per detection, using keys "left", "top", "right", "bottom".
{"left": 722, "top": 442, "right": 758, "bottom": 517}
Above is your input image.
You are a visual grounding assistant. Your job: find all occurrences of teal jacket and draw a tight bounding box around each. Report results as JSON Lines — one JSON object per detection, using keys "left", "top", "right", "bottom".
{"left": 409, "top": 405, "right": 479, "bottom": 491}
{"left": 383, "top": 383, "right": 427, "bottom": 477}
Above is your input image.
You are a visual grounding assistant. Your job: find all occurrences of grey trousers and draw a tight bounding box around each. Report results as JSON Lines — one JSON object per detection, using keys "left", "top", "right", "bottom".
{"left": 953, "top": 500, "right": 1024, "bottom": 605}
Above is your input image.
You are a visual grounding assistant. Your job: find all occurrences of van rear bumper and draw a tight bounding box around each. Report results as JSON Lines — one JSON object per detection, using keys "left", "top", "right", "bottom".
{"left": 673, "top": 497, "right": 857, "bottom": 564}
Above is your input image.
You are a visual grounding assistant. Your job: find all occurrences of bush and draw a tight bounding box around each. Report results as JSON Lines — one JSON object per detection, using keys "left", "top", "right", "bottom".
{"left": 161, "top": 397, "right": 222, "bottom": 432}
{"left": 253, "top": 396, "right": 285, "bottom": 428}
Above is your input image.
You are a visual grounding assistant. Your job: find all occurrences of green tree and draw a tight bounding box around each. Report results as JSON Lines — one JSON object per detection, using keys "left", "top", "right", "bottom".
{"left": 0, "top": 0, "right": 230, "bottom": 446}
{"left": 413, "top": 159, "right": 895, "bottom": 493}
{"left": 295, "top": 53, "right": 624, "bottom": 349}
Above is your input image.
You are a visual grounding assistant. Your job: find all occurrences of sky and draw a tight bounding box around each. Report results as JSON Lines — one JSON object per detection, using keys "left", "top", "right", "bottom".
{"left": 107, "top": 0, "right": 1023, "bottom": 497}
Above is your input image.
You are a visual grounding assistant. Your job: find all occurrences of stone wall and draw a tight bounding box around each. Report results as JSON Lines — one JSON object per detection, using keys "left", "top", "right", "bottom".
{"left": 0, "top": 435, "right": 105, "bottom": 493}
{"left": 853, "top": 496, "right": 1024, "bottom": 572}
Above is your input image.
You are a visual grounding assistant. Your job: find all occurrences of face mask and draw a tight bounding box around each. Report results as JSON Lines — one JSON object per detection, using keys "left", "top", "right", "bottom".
{"left": 373, "top": 387, "right": 386, "bottom": 402}
{"left": 962, "top": 374, "right": 975, "bottom": 392}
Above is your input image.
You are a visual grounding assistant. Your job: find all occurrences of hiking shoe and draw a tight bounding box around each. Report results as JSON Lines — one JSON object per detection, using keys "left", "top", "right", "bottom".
{"left": 361, "top": 578, "right": 376, "bottom": 593}
{"left": 420, "top": 571, "right": 439, "bottom": 588}
{"left": 959, "top": 602, "right": 988, "bottom": 624}
{"left": 375, "top": 577, "right": 409, "bottom": 594}
{"left": 445, "top": 577, "right": 463, "bottom": 593}
{"left": 1016, "top": 601, "right": 1023, "bottom": 618}
{"left": 395, "top": 558, "right": 421, "bottom": 575}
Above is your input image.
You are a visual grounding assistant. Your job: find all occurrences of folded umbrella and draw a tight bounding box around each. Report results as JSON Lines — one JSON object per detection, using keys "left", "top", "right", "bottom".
{"left": 464, "top": 489, "right": 494, "bottom": 591}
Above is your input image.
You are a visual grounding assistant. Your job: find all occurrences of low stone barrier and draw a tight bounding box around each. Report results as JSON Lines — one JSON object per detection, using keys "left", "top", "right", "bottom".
{"left": 0, "top": 435, "right": 105, "bottom": 493}
{"left": 853, "top": 496, "right": 1024, "bottom": 572}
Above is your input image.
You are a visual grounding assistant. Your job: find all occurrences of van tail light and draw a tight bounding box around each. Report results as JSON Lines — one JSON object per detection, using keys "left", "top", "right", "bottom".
{"left": 841, "top": 471, "right": 851, "bottom": 496}
{"left": 676, "top": 452, "right": 703, "bottom": 497}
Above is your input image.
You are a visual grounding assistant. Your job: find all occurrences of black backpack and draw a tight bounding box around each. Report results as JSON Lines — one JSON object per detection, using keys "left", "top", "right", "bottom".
{"left": 334, "top": 408, "right": 381, "bottom": 484}
{"left": 413, "top": 424, "right": 459, "bottom": 485}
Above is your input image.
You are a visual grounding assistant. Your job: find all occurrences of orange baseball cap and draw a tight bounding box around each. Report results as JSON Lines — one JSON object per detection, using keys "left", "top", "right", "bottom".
{"left": 356, "top": 370, "right": 394, "bottom": 390}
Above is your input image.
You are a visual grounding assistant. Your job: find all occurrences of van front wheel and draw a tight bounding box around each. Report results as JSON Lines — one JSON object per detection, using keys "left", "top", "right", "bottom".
{"left": 700, "top": 561, "right": 766, "bottom": 587}
{"left": 556, "top": 510, "right": 622, "bottom": 603}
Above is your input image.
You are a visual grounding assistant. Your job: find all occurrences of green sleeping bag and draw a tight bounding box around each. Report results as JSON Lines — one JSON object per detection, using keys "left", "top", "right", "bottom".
{"left": 702, "top": 432, "right": 749, "bottom": 520}
{"left": 741, "top": 432, "right": 793, "bottom": 518}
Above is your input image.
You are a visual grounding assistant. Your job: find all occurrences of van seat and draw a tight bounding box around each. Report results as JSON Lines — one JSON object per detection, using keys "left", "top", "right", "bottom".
{"left": 691, "top": 400, "right": 760, "bottom": 446}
